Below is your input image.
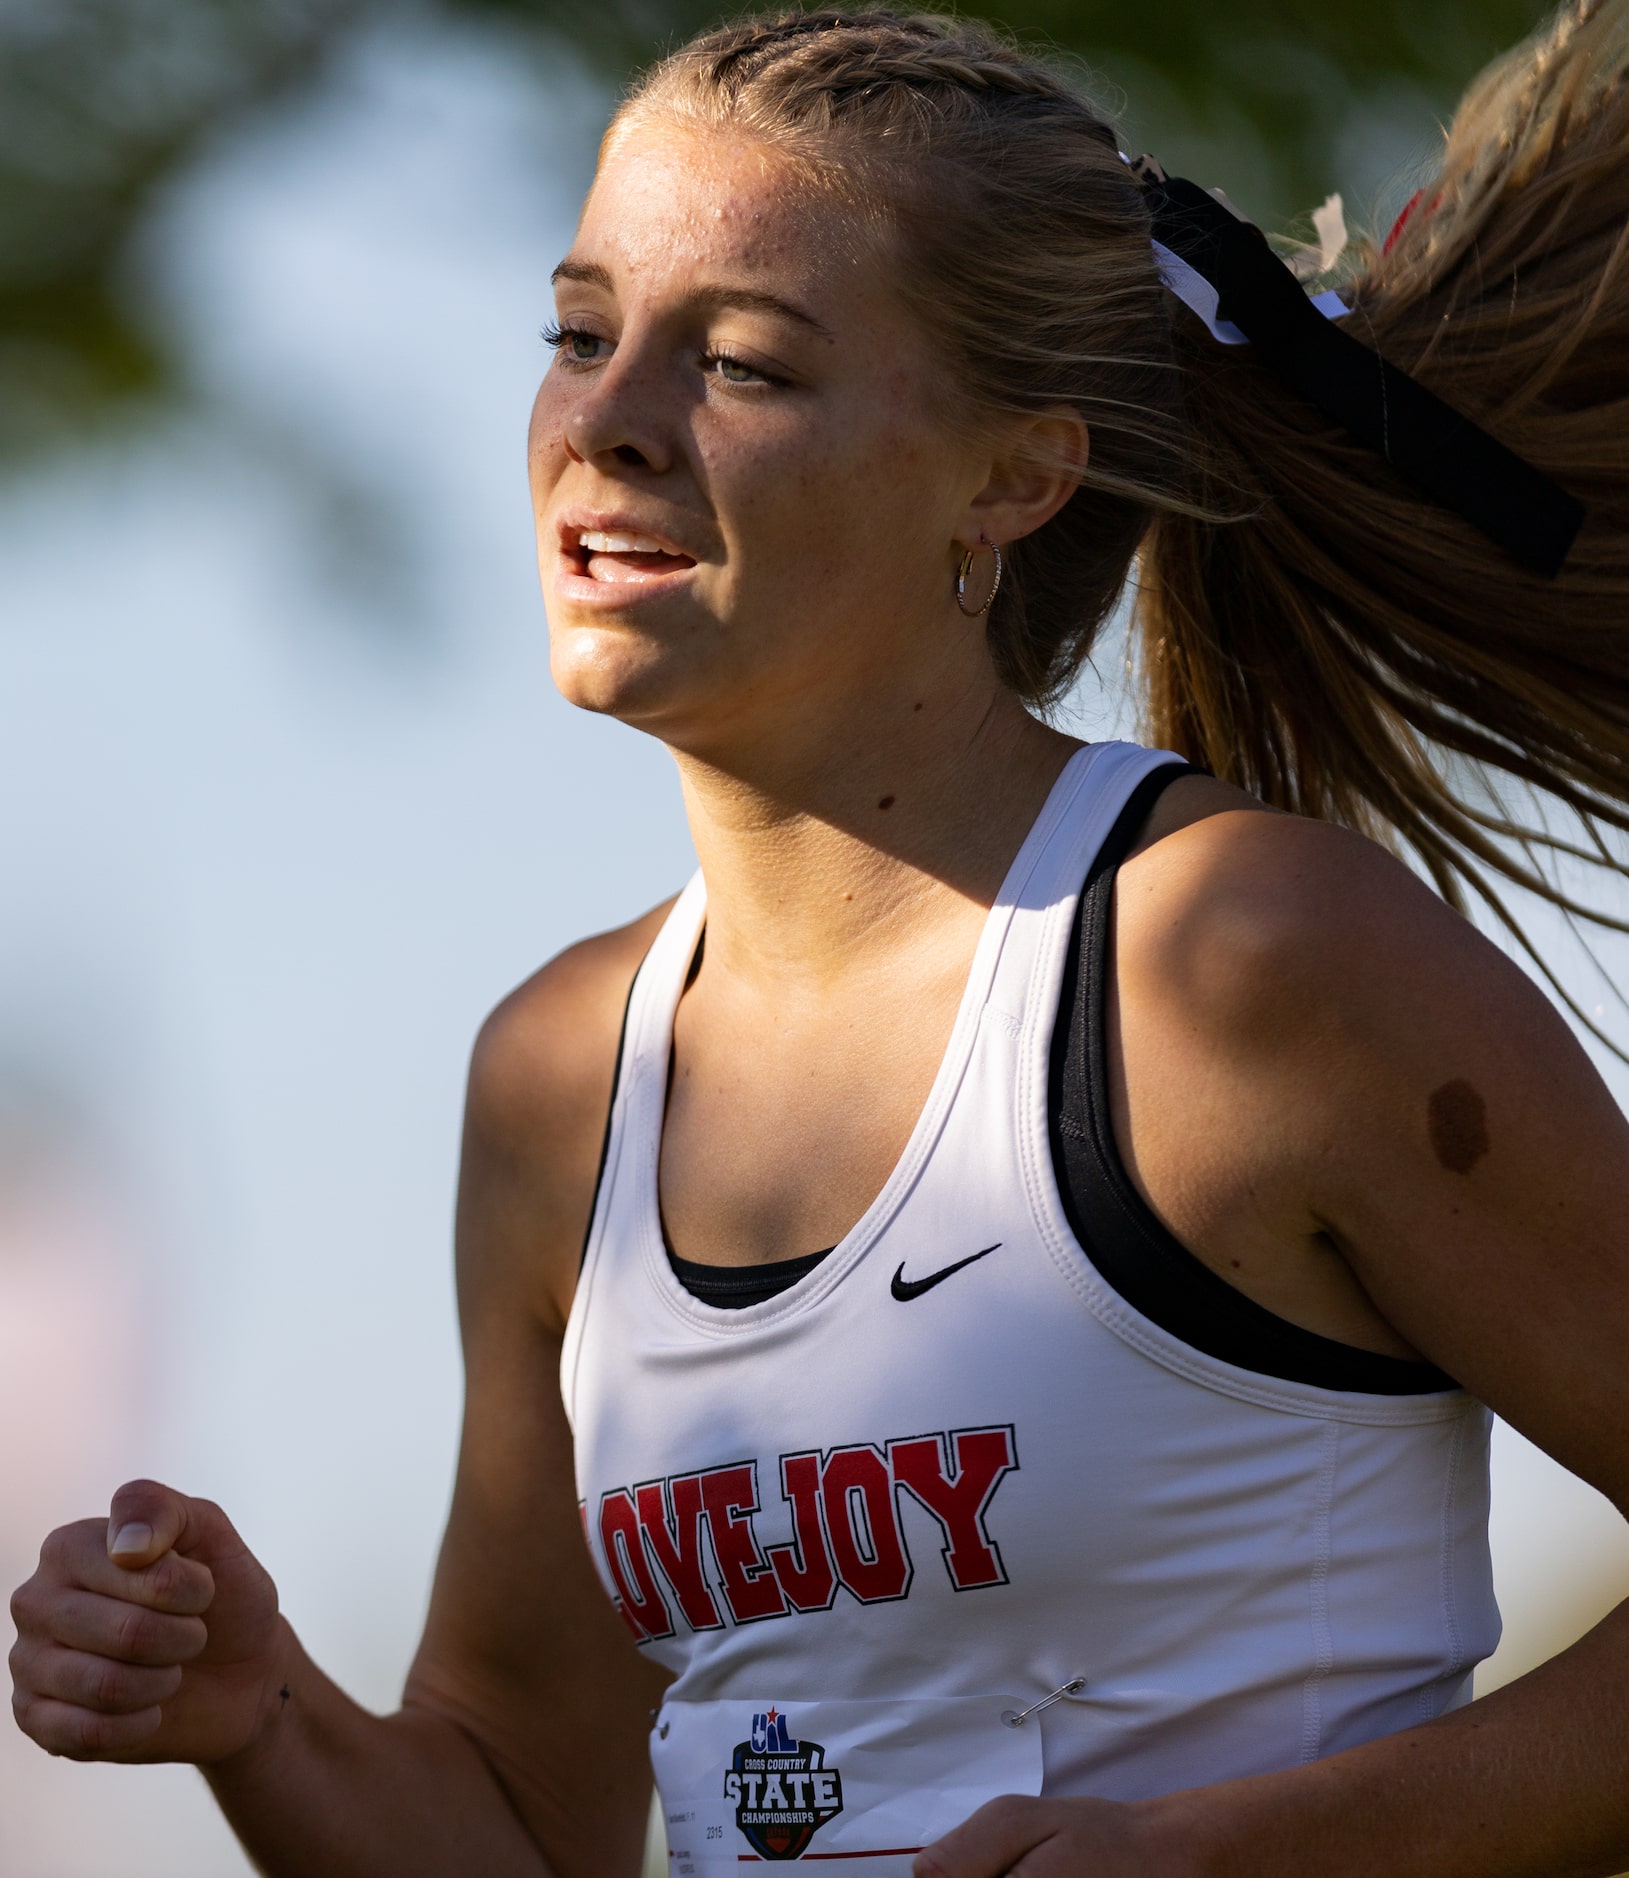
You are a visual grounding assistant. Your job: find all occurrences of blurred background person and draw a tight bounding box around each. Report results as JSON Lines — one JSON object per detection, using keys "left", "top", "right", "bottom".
{"left": 2, "top": 1, "right": 1627, "bottom": 1872}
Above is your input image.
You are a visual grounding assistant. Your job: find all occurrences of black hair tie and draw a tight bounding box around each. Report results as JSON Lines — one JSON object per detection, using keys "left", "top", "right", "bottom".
{"left": 1140, "top": 164, "right": 1585, "bottom": 578}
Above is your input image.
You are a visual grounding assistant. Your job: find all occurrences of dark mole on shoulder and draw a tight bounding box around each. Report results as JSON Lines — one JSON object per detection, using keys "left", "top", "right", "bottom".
{"left": 877, "top": 795, "right": 895, "bottom": 810}
{"left": 1428, "top": 1078, "right": 1490, "bottom": 1175}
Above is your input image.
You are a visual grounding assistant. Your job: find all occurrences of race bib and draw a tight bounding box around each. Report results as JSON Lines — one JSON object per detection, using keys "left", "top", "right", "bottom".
{"left": 652, "top": 1694, "right": 1043, "bottom": 1874}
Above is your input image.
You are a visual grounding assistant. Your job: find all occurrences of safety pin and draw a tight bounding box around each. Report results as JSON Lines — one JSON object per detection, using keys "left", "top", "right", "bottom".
{"left": 1000, "top": 1675, "right": 1085, "bottom": 1727}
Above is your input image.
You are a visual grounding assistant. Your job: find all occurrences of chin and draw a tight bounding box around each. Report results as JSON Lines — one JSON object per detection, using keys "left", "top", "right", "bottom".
{"left": 548, "top": 614, "right": 705, "bottom": 727}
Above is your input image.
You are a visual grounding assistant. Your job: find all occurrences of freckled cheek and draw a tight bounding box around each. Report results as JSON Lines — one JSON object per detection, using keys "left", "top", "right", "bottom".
{"left": 526, "top": 378, "right": 552, "bottom": 451}
{"left": 526, "top": 387, "right": 573, "bottom": 501}
{"left": 825, "top": 415, "right": 945, "bottom": 545}
{"left": 715, "top": 444, "right": 854, "bottom": 586}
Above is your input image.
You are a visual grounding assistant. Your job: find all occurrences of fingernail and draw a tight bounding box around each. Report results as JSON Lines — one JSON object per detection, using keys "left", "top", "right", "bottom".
{"left": 109, "top": 1521, "right": 153, "bottom": 1559}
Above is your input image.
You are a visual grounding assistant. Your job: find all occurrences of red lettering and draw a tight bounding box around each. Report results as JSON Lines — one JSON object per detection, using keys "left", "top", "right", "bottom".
{"left": 821, "top": 1445, "right": 911, "bottom": 1603}
{"left": 701, "top": 1463, "right": 787, "bottom": 1623}
{"left": 597, "top": 1488, "right": 672, "bottom": 1641}
{"left": 636, "top": 1474, "right": 722, "bottom": 1631}
{"left": 890, "top": 1425, "right": 1017, "bottom": 1589}
{"left": 594, "top": 1423, "right": 1015, "bottom": 1629}
{"left": 581, "top": 1499, "right": 630, "bottom": 1632}
{"left": 766, "top": 1451, "right": 837, "bottom": 1612}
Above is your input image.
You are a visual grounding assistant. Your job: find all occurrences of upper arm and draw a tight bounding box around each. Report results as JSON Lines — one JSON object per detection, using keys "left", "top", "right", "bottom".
{"left": 457, "top": 899, "right": 675, "bottom": 1338}
{"left": 403, "top": 905, "right": 674, "bottom": 1878}
{"left": 1304, "top": 871, "right": 1629, "bottom": 1508}
{"left": 1130, "top": 813, "right": 1629, "bottom": 1511}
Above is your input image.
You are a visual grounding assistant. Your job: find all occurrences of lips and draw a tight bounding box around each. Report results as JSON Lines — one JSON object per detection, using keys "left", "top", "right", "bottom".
{"left": 557, "top": 515, "right": 700, "bottom": 590}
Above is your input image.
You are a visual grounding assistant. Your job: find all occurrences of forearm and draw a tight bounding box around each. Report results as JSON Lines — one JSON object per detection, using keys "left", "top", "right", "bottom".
{"left": 1151, "top": 1599, "right": 1629, "bottom": 1878}
{"left": 202, "top": 1619, "right": 554, "bottom": 1878}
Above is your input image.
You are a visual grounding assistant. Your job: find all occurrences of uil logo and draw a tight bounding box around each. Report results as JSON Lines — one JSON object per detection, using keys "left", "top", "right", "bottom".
{"left": 724, "top": 1708, "right": 844, "bottom": 1859}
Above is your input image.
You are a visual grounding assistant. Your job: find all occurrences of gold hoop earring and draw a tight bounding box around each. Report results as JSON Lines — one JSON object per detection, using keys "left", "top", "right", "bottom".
{"left": 955, "top": 542, "right": 1003, "bottom": 618}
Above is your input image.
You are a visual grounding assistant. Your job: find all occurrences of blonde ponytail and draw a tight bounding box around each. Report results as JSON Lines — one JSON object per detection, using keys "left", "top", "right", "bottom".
{"left": 1136, "top": 0, "right": 1629, "bottom": 1039}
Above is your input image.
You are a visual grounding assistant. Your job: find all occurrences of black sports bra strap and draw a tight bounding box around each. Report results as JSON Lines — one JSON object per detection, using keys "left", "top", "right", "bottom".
{"left": 1049, "top": 763, "right": 1457, "bottom": 1396}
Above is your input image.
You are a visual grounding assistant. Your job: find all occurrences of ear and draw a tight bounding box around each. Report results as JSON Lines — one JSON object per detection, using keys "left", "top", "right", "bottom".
{"left": 955, "top": 406, "right": 1090, "bottom": 550}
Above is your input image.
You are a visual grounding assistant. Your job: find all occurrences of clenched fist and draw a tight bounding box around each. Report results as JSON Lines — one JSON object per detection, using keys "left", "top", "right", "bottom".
{"left": 9, "top": 1479, "right": 284, "bottom": 1765}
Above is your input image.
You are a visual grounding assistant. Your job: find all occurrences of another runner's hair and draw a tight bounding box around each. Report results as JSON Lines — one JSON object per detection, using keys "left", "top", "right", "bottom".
{"left": 611, "top": 1, "right": 1629, "bottom": 1034}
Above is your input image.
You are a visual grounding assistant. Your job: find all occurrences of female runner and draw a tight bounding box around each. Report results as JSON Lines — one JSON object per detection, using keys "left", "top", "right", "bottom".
{"left": 10, "top": 4, "right": 1629, "bottom": 1873}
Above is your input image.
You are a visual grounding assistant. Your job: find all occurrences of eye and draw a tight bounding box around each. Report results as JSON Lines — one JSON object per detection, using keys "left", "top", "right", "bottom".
{"left": 698, "top": 353, "right": 785, "bottom": 394}
{"left": 541, "top": 321, "right": 610, "bottom": 365}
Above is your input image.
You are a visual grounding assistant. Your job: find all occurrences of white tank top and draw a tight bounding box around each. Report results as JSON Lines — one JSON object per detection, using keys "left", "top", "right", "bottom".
{"left": 562, "top": 740, "right": 1497, "bottom": 1873}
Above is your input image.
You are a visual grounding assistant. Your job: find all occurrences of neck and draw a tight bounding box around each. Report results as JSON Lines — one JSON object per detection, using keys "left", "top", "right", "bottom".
{"left": 671, "top": 674, "right": 1080, "bottom": 992}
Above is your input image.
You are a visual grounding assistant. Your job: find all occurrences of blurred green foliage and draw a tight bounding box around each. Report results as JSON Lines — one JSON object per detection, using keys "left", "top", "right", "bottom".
{"left": 0, "top": 0, "right": 1550, "bottom": 465}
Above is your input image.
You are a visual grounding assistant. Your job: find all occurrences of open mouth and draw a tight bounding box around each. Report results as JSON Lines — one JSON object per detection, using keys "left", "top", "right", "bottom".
{"left": 568, "top": 529, "right": 698, "bottom": 585}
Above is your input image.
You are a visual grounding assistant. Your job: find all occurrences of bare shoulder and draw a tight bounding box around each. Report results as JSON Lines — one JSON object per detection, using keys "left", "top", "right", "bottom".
{"left": 466, "top": 899, "right": 674, "bottom": 1154}
{"left": 1112, "top": 788, "right": 1629, "bottom": 1476}
{"left": 458, "top": 897, "right": 676, "bottom": 1333}
{"left": 1116, "top": 785, "right": 1523, "bottom": 1051}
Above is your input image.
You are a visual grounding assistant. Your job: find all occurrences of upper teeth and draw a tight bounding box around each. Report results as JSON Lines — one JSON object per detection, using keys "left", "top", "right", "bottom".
{"left": 579, "top": 530, "right": 667, "bottom": 553}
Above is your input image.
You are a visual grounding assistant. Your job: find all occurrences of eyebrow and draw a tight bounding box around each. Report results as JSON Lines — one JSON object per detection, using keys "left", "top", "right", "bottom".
{"left": 550, "top": 259, "right": 835, "bottom": 340}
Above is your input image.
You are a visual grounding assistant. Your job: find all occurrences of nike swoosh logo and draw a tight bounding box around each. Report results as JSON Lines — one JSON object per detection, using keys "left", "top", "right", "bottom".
{"left": 890, "top": 1243, "right": 1002, "bottom": 1301}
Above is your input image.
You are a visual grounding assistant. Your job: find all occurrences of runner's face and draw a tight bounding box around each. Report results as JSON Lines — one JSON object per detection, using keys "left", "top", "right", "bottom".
{"left": 529, "top": 124, "right": 989, "bottom": 749}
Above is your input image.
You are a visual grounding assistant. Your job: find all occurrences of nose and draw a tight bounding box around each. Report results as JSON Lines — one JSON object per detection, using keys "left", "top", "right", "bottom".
{"left": 562, "top": 348, "right": 674, "bottom": 475}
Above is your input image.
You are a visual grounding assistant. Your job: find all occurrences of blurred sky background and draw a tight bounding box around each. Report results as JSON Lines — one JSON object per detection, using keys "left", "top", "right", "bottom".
{"left": 3, "top": 2, "right": 1629, "bottom": 1873}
